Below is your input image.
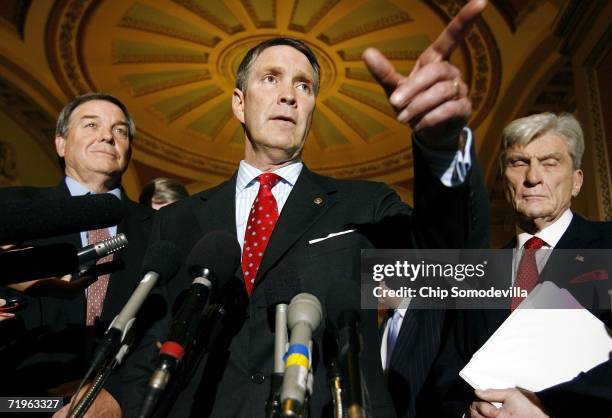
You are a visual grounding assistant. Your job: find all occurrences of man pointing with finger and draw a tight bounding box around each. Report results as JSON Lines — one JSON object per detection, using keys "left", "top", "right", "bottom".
{"left": 153, "top": 1, "right": 489, "bottom": 417}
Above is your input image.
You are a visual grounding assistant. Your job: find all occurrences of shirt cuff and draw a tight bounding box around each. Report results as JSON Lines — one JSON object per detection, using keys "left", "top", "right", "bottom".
{"left": 413, "top": 127, "right": 473, "bottom": 187}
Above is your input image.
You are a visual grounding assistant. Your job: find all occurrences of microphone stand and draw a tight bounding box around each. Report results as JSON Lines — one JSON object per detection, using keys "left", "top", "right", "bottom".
{"left": 328, "top": 359, "right": 344, "bottom": 418}
{"left": 67, "top": 356, "right": 115, "bottom": 418}
{"left": 68, "top": 337, "right": 133, "bottom": 418}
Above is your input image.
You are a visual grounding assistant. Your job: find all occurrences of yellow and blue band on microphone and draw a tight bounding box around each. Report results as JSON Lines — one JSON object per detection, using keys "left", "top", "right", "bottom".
{"left": 283, "top": 343, "right": 310, "bottom": 369}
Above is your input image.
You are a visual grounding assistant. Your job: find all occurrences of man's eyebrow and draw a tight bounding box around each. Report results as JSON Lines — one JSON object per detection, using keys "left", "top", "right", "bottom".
{"left": 537, "top": 152, "right": 563, "bottom": 160}
{"left": 78, "top": 115, "right": 128, "bottom": 125}
{"left": 259, "top": 65, "right": 282, "bottom": 74}
{"left": 506, "top": 152, "right": 564, "bottom": 160}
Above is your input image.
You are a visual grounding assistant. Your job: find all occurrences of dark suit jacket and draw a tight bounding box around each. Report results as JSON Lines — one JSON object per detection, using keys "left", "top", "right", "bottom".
{"left": 151, "top": 144, "right": 488, "bottom": 418}
{"left": 0, "top": 182, "right": 161, "bottom": 416}
{"left": 426, "top": 214, "right": 612, "bottom": 418}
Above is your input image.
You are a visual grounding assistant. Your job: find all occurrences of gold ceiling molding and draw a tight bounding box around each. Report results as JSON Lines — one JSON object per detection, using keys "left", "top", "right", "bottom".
{"left": 317, "top": 0, "right": 413, "bottom": 45}
{"left": 288, "top": 0, "right": 340, "bottom": 33}
{"left": 118, "top": 3, "right": 222, "bottom": 47}
{"left": 172, "top": 0, "right": 244, "bottom": 34}
{"left": 134, "top": 132, "right": 243, "bottom": 177}
{"left": 241, "top": 0, "right": 276, "bottom": 28}
{"left": 45, "top": 0, "right": 97, "bottom": 97}
{"left": 0, "top": 140, "right": 18, "bottom": 186}
{"left": 585, "top": 68, "right": 612, "bottom": 219}
{"left": 0, "top": 60, "right": 58, "bottom": 162}
{"left": 0, "top": 0, "right": 31, "bottom": 40}
{"left": 315, "top": 147, "right": 413, "bottom": 179}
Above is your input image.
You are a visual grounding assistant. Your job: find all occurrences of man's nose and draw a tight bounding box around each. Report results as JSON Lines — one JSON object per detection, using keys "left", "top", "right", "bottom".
{"left": 100, "top": 126, "right": 115, "bottom": 143}
{"left": 278, "top": 84, "right": 296, "bottom": 106}
{"left": 524, "top": 162, "right": 542, "bottom": 185}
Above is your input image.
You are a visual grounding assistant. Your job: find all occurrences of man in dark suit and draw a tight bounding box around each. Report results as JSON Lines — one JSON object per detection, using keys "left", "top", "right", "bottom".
{"left": 429, "top": 112, "right": 612, "bottom": 418}
{"left": 0, "top": 93, "right": 160, "bottom": 417}
{"left": 152, "top": 1, "right": 489, "bottom": 417}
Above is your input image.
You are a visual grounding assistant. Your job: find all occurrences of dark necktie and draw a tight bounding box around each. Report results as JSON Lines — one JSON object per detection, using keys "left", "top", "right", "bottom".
{"left": 511, "top": 236, "right": 546, "bottom": 311}
{"left": 242, "top": 173, "right": 281, "bottom": 295}
{"left": 85, "top": 227, "right": 113, "bottom": 325}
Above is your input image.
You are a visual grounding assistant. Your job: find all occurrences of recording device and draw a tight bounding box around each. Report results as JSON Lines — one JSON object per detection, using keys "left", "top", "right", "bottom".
{"left": 139, "top": 231, "right": 240, "bottom": 418}
{"left": 263, "top": 266, "right": 301, "bottom": 418}
{"left": 85, "top": 241, "right": 179, "bottom": 379}
{"left": 0, "top": 190, "right": 124, "bottom": 243}
{"left": 281, "top": 293, "right": 322, "bottom": 417}
{"left": 326, "top": 280, "right": 365, "bottom": 418}
{"left": 0, "top": 233, "right": 128, "bottom": 285}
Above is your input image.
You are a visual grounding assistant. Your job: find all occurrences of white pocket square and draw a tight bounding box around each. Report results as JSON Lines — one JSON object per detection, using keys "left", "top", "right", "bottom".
{"left": 308, "top": 229, "right": 356, "bottom": 244}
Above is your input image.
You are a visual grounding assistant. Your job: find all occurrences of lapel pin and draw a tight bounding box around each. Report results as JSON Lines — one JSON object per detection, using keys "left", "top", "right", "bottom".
{"left": 575, "top": 255, "right": 584, "bottom": 262}
{"left": 313, "top": 197, "right": 323, "bottom": 205}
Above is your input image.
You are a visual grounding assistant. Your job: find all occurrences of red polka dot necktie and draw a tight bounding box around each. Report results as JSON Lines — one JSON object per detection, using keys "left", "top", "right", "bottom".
{"left": 85, "top": 227, "right": 113, "bottom": 326}
{"left": 511, "top": 236, "right": 546, "bottom": 311}
{"left": 242, "top": 173, "right": 281, "bottom": 295}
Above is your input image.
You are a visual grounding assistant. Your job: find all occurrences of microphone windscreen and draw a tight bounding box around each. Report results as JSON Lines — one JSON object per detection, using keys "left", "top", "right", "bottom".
{"left": 141, "top": 240, "right": 180, "bottom": 284}
{"left": 264, "top": 264, "right": 301, "bottom": 307}
{"left": 326, "top": 279, "right": 361, "bottom": 331}
{"left": 186, "top": 230, "right": 240, "bottom": 288}
{"left": 0, "top": 189, "right": 125, "bottom": 243}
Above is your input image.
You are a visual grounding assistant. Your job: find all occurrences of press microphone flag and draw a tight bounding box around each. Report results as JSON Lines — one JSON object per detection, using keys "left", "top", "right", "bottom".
{"left": 0, "top": 233, "right": 128, "bottom": 285}
{"left": 0, "top": 189, "right": 124, "bottom": 243}
{"left": 281, "top": 293, "right": 322, "bottom": 417}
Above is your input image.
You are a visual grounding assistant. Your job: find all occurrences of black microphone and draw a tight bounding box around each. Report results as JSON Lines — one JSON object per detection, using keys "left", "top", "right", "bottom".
{"left": 263, "top": 266, "right": 301, "bottom": 418}
{"left": 139, "top": 231, "right": 240, "bottom": 418}
{"left": 0, "top": 190, "right": 124, "bottom": 243}
{"left": 0, "top": 233, "right": 128, "bottom": 285}
{"left": 280, "top": 293, "right": 322, "bottom": 417}
{"left": 85, "top": 241, "right": 179, "bottom": 379}
{"left": 326, "top": 280, "right": 365, "bottom": 418}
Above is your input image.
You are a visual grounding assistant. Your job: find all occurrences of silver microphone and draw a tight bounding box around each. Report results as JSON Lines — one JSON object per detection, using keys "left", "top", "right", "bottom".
{"left": 281, "top": 293, "right": 322, "bottom": 417}
{"left": 77, "top": 233, "right": 128, "bottom": 266}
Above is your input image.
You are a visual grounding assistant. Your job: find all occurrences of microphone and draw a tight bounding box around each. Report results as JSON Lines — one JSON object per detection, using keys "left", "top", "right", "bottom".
{"left": 139, "top": 231, "right": 240, "bottom": 418}
{"left": 77, "top": 233, "right": 128, "bottom": 267}
{"left": 0, "top": 190, "right": 124, "bottom": 243}
{"left": 0, "top": 234, "right": 128, "bottom": 285}
{"left": 280, "top": 293, "right": 322, "bottom": 417}
{"left": 327, "top": 280, "right": 365, "bottom": 418}
{"left": 263, "top": 266, "right": 301, "bottom": 418}
{"left": 85, "top": 241, "right": 179, "bottom": 378}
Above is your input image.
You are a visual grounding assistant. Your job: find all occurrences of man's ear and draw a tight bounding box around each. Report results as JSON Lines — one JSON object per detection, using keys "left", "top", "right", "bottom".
{"left": 572, "top": 168, "right": 583, "bottom": 197}
{"left": 232, "top": 88, "right": 245, "bottom": 124}
{"left": 55, "top": 135, "right": 66, "bottom": 157}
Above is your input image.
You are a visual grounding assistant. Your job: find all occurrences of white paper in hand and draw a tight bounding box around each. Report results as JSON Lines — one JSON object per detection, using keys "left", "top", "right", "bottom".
{"left": 460, "top": 281, "right": 612, "bottom": 392}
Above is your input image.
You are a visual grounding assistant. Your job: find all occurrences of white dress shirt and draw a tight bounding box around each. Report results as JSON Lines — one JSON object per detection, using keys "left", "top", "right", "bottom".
{"left": 64, "top": 176, "right": 121, "bottom": 246}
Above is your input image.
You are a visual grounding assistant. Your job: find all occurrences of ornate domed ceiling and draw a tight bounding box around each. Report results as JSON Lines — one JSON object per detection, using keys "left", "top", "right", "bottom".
{"left": 43, "top": 0, "right": 500, "bottom": 187}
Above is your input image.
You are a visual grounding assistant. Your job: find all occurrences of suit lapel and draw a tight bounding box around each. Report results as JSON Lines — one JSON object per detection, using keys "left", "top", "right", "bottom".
{"left": 255, "top": 167, "right": 337, "bottom": 282}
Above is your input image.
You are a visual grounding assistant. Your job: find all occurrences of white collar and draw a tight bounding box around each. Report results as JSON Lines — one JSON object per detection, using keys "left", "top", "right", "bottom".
{"left": 516, "top": 209, "right": 573, "bottom": 249}
{"left": 236, "top": 160, "right": 303, "bottom": 191}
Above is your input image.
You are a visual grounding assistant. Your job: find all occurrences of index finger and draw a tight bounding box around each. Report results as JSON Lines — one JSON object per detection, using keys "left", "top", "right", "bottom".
{"left": 475, "top": 388, "right": 510, "bottom": 403}
{"left": 426, "top": 0, "right": 487, "bottom": 63}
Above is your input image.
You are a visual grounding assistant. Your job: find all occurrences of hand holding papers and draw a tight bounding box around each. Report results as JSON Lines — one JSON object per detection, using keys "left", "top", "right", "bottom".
{"left": 460, "top": 281, "right": 612, "bottom": 392}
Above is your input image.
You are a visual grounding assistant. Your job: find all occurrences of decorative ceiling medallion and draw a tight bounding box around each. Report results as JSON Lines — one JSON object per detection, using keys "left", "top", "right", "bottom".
{"left": 46, "top": 0, "right": 500, "bottom": 181}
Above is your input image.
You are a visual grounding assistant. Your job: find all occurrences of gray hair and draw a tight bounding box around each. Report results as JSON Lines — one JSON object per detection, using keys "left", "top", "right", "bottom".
{"left": 235, "top": 37, "right": 320, "bottom": 95}
{"left": 56, "top": 93, "right": 136, "bottom": 142}
{"left": 500, "top": 112, "right": 585, "bottom": 169}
